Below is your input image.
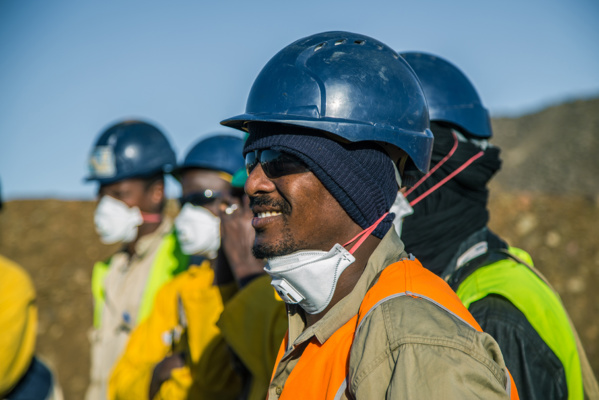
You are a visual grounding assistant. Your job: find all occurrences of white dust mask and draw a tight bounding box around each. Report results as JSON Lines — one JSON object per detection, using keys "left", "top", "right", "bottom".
{"left": 390, "top": 191, "right": 413, "bottom": 238}
{"left": 264, "top": 212, "right": 389, "bottom": 314}
{"left": 94, "top": 195, "right": 143, "bottom": 244}
{"left": 265, "top": 244, "right": 355, "bottom": 314}
{"left": 174, "top": 203, "right": 220, "bottom": 258}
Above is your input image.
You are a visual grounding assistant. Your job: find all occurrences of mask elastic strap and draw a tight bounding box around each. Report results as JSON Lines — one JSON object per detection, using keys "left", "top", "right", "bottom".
{"left": 405, "top": 130, "right": 484, "bottom": 207}
{"left": 343, "top": 212, "right": 389, "bottom": 255}
{"left": 404, "top": 130, "right": 460, "bottom": 198}
{"left": 141, "top": 212, "right": 162, "bottom": 223}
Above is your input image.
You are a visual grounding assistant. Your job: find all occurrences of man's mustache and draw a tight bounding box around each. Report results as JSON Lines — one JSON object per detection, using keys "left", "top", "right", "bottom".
{"left": 249, "top": 195, "right": 292, "bottom": 215}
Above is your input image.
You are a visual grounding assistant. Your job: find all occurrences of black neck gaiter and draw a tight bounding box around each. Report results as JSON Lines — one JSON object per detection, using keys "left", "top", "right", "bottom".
{"left": 401, "top": 123, "right": 502, "bottom": 276}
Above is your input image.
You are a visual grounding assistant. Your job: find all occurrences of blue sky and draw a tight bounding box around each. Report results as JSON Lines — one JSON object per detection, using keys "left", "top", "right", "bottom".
{"left": 1, "top": 0, "right": 598, "bottom": 199}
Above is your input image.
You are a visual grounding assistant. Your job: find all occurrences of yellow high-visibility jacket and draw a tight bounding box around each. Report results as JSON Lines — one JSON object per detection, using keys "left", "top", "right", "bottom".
{"left": 0, "top": 255, "right": 37, "bottom": 396}
{"left": 108, "top": 261, "right": 241, "bottom": 400}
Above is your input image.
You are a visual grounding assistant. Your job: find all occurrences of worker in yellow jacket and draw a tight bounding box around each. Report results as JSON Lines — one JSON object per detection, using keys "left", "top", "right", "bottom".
{"left": 0, "top": 255, "right": 63, "bottom": 399}
{"left": 0, "top": 183, "right": 63, "bottom": 400}
{"left": 110, "top": 134, "right": 249, "bottom": 399}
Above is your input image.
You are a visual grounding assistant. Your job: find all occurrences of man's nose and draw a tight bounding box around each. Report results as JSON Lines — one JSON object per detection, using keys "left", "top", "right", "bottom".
{"left": 245, "top": 163, "right": 276, "bottom": 197}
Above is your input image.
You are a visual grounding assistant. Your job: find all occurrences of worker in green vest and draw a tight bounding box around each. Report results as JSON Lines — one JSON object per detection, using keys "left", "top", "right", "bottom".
{"left": 84, "top": 120, "right": 188, "bottom": 400}
{"left": 399, "top": 52, "right": 599, "bottom": 400}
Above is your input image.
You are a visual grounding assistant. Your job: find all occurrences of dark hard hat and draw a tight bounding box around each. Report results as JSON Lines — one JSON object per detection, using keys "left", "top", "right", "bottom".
{"left": 174, "top": 134, "right": 245, "bottom": 177}
{"left": 85, "top": 120, "right": 176, "bottom": 185}
{"left": 401, "top": 52, "right": 492, "bottom": 138}
{"left": 221, "top": 31, "right": 434, "bottom": 174}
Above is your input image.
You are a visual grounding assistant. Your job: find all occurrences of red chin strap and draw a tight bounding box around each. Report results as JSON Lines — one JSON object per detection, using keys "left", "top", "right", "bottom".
{"left": 141, "top": 212, "right": 162, "bottom": 224}
{"left": 343, "top": 212, "right": 389, "bottom": 255}
{"left": 405, "top": 130, "right": 484, "bottom": 207}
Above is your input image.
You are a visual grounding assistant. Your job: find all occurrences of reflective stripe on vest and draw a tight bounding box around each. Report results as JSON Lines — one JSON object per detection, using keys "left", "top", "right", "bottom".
{"left": 91, "top": 231, "right": 189, "bottom": 328}
{"left": 270, "top": 258, "right": 518, "bottom": 399}
{"left": 456, "top": 247, "right": 583, "bottom": 400}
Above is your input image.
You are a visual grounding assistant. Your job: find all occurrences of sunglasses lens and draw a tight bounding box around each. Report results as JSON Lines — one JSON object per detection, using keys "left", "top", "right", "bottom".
{"left": 180, "top": 190, "right": 221, "bottom": 207}
{"left": 260, "top": 150, "right": 309, "bottom": 179}
{"left": 245, "top": 152, "right": 258, "bottom": 176}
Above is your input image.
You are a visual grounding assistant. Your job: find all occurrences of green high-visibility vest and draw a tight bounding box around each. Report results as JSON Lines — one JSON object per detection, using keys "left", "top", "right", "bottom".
{"left": 456, "top": 247, "right": 583, "bottom": 400}
{"left": 91, "top": 231, "right": 189, "bottom": 328}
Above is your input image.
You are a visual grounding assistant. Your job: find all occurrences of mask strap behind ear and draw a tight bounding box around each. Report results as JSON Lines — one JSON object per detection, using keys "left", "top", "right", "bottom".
{"left": 409, "top": 151, "right": 483, "bottom": 206}
{"left": 404, "top": 130, "right": 460, "bottom": 198}
{"left": 406, "top": 129, "right": 484, "bottom": 207}
{"left": 141, "top": 212, "right": 162, "bottom": 223}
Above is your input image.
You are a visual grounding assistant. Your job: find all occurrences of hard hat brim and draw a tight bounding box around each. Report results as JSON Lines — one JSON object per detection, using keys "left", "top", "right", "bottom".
{"left": 221, "top": 113, "right": 434, "bottom": 174}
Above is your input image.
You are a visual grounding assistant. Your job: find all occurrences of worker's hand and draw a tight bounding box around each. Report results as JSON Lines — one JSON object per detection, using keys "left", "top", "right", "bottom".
{"left": 149, "top": 352, "right": 185, "bottom": 399}
{"left": 219, "top": 194, "right": 266, "bottom": 285}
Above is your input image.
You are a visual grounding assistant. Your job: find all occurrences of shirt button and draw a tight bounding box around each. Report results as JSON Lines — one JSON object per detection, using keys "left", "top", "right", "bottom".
{"left": 276, "top": 386, "right": 282, "bottom": 395}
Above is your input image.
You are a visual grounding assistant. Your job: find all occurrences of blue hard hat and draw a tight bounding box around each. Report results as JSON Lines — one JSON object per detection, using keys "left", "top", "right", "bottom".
{"left": 221, "top": 31, "right": 434, "bottom": 174}
{"left": 85, "top": 120, "right": 176, "bottom": 185}
{"left": 175, "top": 134, "right": 245, "bottom": 177}
{"left": 401, "top": 52, "right": 492, "bottom": 138}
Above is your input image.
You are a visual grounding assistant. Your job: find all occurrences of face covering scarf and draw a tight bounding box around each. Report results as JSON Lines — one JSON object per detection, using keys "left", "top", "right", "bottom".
{"left": 264, "top": 212, "right": 388, "bottom": 314}
{"left": 94, "top": 196, "right": 144, "bottom": 244}
{"left": 174, "top": 203, "right": 221, "bottom": 258}
{"left": 401, "top": 125, "right": 501, "bottom": 275}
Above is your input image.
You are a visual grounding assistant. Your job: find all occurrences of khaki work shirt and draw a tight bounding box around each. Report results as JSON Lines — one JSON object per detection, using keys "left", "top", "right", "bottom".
{"left": 269, "top": 229, "right": 511, "bottom": 399}
{"left": 86, "top": 219, "right": 173, "bottom": 400}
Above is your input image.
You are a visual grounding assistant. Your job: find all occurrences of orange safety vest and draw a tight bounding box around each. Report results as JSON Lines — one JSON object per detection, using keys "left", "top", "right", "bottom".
{"left": 269, "top": 258, "right": 519, "bottom": 399}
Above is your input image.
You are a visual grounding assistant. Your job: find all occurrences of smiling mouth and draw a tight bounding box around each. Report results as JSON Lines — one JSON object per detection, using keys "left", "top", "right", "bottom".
{"left": 256, "top": 211, "right": 283, "bottom": 218}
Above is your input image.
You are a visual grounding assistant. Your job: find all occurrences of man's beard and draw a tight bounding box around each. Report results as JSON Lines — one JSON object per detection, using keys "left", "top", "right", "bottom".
{"left": 250, "top": 195, "right": 307, "bottom": 259}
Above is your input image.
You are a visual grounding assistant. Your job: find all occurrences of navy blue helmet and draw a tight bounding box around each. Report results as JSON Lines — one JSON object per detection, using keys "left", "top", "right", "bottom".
{"left": 222, "top": 31, "right": 434, "bottom": 174}
{"left": 85, "top": 120, "right": 176, "bottom": 185}
{"left": 401, "top": 52, "right": 492, "bottom": 138}
{"left": 174, "top": 134, "right": 245, "bottom": 177}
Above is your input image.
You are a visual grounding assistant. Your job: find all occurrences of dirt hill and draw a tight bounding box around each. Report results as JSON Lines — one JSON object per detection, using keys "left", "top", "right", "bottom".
{"left": 1, "top": 97, "right": 598, "bottom": 399}
{"left": 491, "top": 97, "right": 599, "bottom": 195}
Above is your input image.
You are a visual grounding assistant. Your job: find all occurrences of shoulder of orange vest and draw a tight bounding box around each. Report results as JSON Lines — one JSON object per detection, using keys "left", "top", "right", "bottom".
{"left": 455, "top": 247, "right": 584, "bottom": 400}
{"left": 91, "top": 230, "right": 189, "bottom": 329}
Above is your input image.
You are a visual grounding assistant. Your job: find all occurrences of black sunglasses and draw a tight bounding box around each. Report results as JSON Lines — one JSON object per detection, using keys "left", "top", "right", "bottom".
{"left": 245, "top": 149, "right": 310, "bottom": 179}
{"left": 179, "top": 189, "right": 223, "bottom": 207}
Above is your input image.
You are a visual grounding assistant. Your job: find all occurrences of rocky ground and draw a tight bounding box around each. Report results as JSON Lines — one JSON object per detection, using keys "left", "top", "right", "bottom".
{"left": 0, "top": 97, "right": 597, "bottom": 399}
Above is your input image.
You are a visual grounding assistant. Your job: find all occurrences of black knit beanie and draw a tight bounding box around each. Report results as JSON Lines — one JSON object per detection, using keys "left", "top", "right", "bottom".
{"left": 244, "top": 122, "right": 397, "bottom": 239}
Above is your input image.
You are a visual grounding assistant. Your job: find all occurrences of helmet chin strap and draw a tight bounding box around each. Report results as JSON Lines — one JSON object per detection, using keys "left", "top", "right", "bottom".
{"left": 405, "top": 130, "right": 484, "bottom": 207}
{"left": 141, "top": 212, "right": 162, "bottom": 224}
{"left": 343, "top": 212, "right": 389, "bottom": 255}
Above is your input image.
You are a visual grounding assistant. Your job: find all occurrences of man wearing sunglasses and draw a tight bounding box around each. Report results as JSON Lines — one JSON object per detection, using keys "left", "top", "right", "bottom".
{"left": 85, "top": 120, "right": 188, "bottom": 400}
{"left": 221, "top": 31, "right": 518, "bottom": 399}
{"left": 109, "top": 134, "right": 248, "bottom": 400}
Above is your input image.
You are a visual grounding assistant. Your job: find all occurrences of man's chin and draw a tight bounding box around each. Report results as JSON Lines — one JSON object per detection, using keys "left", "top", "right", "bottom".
{"left": 252, "top": 242, "right": 295, "bottom": 259}
{"left": 252, "top": 234, "right": 310, "bottom": 259}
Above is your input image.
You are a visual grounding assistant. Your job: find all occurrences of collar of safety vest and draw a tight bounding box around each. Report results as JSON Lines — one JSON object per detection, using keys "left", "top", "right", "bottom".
{"left": 288, "top": 229, "right": 408, "bottom": 346}
{"left": 442, "top": 227, "right": 508, "bottom": 287}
